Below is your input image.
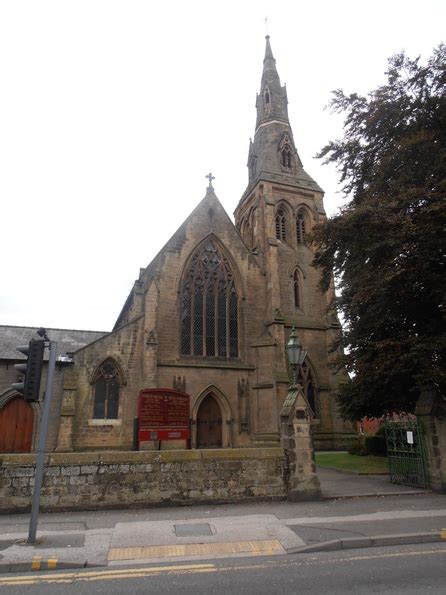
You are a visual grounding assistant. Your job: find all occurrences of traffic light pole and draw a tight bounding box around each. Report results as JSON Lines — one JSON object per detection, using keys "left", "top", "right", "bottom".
{"left": 28, "top": 340, "right": 58, "bottom": 544}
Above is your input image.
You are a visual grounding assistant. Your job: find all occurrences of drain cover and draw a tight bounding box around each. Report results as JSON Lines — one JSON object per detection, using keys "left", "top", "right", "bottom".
{"left": 174, "top": 523, "right": 213, "bottom": 537}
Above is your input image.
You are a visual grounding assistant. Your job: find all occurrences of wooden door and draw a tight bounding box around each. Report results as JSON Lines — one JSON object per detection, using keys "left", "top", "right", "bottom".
{"left": 196, "top": 395, "right": 222, "bottom": 448}
{"left": 0, "top": 397, "right": 34, "bottom": 453}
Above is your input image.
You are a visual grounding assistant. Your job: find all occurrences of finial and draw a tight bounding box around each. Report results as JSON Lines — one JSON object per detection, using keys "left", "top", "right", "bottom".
{"left": 206, "top": 172, "right": 215, "bottom": 190}
{"left": 264, "top": 16, "right": 269, "bottom": 37}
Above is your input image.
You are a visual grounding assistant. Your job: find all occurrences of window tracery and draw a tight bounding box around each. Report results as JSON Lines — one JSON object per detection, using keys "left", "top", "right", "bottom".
{"left": 275, "top": 207, "right": 287, "bottom": 241}
{"left": 93, "top": 360, "right": 120, "bottom": 419}
{"left": 181, "top": 239, "right": 238, "bottom": 358}
{"left": 282, "top": 148, "right": 292, "bottom": 168}
{"left": 278, "top": 133, "right": 293, "bottom": 169}
{"left": 296, "top": 208, "right": 307, "bottom": 243}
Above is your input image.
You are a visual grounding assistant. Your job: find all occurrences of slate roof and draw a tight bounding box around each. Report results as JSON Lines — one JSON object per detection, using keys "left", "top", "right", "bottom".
{"left": 0, "top": 325, "right": 108, "bottom": 361}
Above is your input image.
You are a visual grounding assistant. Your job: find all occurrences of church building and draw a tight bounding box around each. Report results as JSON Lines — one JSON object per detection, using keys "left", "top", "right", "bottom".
{"left": 1, "top": 37, "right": 354, "bottom": 453}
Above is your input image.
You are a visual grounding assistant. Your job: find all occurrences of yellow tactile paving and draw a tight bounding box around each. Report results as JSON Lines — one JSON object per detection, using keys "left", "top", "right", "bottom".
{"left": 31, "top": 556, "right": 42, "bottom": 571}
{"left": 108, "top": 539, "right": 284, "bottom": 561}
{"left": 47, "top": 557, "right": 58, "bottom": 570}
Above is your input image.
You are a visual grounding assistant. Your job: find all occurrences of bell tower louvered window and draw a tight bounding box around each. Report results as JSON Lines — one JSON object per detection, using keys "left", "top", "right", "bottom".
{"left": 296, "top": 209, "right": 306, "bottom": 243}
{"left": 181, "top": 239, "right": 238, "bottom": 358}
{"left": 275, "top": 207, "right": 287, "bottom": 241}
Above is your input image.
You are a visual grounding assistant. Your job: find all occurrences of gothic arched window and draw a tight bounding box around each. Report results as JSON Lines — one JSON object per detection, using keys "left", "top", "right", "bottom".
{"left": 275, "top": 207, "right": 287, "bottom": 241}
{"left": 296, "top": 209, "right": 306, "bottom": 243}
{"left": 264, "top": 85, "right": 271, "bottom": 105}
{"left": 181, "top": 239, "right": 238, "bottom": 358}
{"left": 297, "top": 360, "right": 318, "bottom": 417}
{"left": 282, "top": 148, "right": 292, "bottom": 168}
{"left": 250, "top": 207, "right": 258, "bottom": 249}
{"left": 93, "top": 360, "right": 120, "bottom": 419}
{"left": 293, "top": 269, "right": 302, "bottom": 309}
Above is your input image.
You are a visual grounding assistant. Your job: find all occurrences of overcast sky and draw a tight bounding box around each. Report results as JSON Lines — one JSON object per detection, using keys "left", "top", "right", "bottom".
{"left": 1, "top": 0, "right": 444, "bottom": 332}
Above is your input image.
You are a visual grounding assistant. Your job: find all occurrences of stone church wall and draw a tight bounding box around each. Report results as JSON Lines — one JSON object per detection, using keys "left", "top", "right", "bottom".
{"left": 0, "top": 448, "right": 286, "bottom": 511}
{"left": 138, "top": 192, "right": 281, "bottom": 447}
{"left": 68, "top": 318, "right": 145, "bottom": 451}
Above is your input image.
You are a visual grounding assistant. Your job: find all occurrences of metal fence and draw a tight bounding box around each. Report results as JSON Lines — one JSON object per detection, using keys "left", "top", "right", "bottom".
{"left": 384, "top": 420, "right": 429, "bottom": 489}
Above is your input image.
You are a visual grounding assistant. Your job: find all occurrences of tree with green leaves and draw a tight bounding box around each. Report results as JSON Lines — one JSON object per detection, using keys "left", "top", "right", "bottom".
{"left": 313, "top": 45, "right": 446, "bottom": 420}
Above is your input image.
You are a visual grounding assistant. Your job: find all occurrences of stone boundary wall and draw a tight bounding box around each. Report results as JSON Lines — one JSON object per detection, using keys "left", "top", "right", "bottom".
{"left": 0, "top": 448, "right": 286, "bottom": 512}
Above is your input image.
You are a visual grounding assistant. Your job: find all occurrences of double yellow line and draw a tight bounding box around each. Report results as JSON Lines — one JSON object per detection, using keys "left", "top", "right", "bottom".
{"left": 0, "top": 563, "right": 216, "bottom": 587}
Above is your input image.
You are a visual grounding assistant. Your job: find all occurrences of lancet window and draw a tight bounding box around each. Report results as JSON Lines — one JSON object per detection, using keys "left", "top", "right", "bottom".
{"left": 275, "top": 207, "right": 287, "bottom": 241}
{"left": 181, "top": 239, "right": 238, "bottom": 358}
{"left": 282, "top": 148, "right": 292, "bottom": 168}
{"left": 93, "top": 360, "right": 120, "bottom": 419}
{"left": 293, "top": 269, "right": 302, "bottom": 309}
{"left": 296, "top": 209, "right": 306, "bottom": 243}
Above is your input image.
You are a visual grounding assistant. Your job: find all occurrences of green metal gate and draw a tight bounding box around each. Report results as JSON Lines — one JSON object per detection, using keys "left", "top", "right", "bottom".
{"left": 384, "top": 420, "right": 429, "bottom": 489}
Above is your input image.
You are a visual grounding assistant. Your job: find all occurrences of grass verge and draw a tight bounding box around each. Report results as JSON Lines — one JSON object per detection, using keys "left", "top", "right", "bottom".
{"left": 315, "top": 452, "right": 389, "bottom": 474}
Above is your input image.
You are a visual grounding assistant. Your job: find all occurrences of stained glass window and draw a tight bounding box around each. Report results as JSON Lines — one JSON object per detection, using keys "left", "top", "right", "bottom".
{"left": 181, "top": 239, "right": 238, "bottom": 357}
{"left": 93, "top": 360, "right": 120, "bottom": 419}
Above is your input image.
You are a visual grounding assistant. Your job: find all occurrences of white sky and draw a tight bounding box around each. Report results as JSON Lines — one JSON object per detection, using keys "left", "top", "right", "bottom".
{"left": 1, "top": 0, "right": 444, "bottom": 332}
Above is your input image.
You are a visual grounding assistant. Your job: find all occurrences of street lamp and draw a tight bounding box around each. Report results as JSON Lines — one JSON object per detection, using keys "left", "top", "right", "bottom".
{"left": 286, "top": 326, "right": 307, "bottom": 388}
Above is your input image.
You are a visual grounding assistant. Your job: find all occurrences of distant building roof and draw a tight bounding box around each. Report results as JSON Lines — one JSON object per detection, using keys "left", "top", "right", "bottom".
{"left": 0, "top": 325, "right": 108, "bottom": 361}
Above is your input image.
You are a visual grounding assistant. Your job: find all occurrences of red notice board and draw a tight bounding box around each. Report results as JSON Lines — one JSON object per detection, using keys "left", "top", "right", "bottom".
{"left": 137, "top": 388, "right": 190, "bottom": 444}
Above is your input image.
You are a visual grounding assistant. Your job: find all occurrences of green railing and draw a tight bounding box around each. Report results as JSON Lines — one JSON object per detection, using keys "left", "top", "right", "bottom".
{"left": 384, "top": 420, "right": 429, "bottom": 489}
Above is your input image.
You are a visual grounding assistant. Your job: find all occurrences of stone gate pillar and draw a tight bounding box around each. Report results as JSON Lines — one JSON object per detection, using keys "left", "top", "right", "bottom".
{"left": 415, "top": 387, "right": 446, "bottom": 493}
{"left": 280, "top": 384, "right": 321, "bottom": 500}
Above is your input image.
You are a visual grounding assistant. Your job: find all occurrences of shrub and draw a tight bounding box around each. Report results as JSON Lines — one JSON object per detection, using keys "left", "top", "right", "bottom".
{"left": 365, "top": 434, "right": 387, "bottom": 457}
{"left": 347, "top": 436, "right": 368, "bottom": 456}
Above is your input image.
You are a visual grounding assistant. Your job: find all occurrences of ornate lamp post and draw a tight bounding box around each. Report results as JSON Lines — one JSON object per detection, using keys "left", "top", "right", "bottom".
{"left": 281, "top": 326, "right": 321, "bottom": 501}
{"left": 286, "top": 326, "right": 307, "bottom": 388}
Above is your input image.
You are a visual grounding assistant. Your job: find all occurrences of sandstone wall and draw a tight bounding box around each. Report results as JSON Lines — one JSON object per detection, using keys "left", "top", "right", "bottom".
{"left": 0, "top": 448, "right": 286, "bottom": 512}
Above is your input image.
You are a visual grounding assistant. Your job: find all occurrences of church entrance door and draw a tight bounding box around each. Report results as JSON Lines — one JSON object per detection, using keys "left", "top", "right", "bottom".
{"left": 0, "top": 397, "right": 34, "bottom": 453}
{"left": 196, "top": 394, "right": 222, "bottom": 448}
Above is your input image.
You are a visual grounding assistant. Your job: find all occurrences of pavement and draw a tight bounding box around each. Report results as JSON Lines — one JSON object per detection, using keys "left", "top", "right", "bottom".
{"left": 0, "top": 467, "right": 445, "bottom": 573}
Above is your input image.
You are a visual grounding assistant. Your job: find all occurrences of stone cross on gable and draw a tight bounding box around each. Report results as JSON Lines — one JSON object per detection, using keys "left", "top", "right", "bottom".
{"left": 206, "top": 172, "right": 215, "bottom": 189}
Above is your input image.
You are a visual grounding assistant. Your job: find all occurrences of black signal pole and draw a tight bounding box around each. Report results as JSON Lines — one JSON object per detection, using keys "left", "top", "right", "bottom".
{"left": 28, "top": 335, "right": 58, "bottom": 544}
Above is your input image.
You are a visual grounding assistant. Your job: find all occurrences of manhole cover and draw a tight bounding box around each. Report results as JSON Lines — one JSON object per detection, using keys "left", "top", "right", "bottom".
{"left": 174, "top": 523, "right": 213, "bottom": 537}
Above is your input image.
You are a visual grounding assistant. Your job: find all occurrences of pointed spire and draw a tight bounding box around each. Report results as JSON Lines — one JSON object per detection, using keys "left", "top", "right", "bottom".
{"left": 263, "top": 35, "right": 276, "bottom": 70}
{"left": 256, "top": 35, "right": 288, "bottom": 130}
{"left": 236, "top": 35, "right": 323, "bottom": 198}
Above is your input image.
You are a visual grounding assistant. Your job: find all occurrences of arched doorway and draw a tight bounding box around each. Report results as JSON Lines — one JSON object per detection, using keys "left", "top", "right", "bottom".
{"left": 0, "top": 396, "right": 34, "bottom": 453}
{"left": 196, "top": 394, "right": 222, "bottom": 448}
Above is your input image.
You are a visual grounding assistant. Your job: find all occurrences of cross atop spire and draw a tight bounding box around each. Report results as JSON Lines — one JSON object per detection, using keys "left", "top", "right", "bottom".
{"left": 206, "top": 172, "right": 215, "bottom": 190}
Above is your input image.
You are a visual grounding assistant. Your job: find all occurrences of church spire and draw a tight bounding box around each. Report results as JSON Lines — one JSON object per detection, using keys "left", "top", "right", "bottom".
{"left": 263, "top": 35, "right": 275, "bottom": 69}
{"left": 242, "top": 36, "right": 322, "bottom": 195}
{"left": 256, "top": 35, "right": 288, "bottom": 129}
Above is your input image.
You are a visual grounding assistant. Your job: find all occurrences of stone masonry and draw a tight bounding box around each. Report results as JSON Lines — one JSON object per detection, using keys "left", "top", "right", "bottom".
{"left": 0, "top": 448, "right": 286, "bottom": 512}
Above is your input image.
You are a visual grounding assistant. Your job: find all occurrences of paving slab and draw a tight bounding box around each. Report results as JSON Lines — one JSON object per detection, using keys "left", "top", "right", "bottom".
{"left": 317, "top": 467, "right": 429, "bottom": 498}
{"left": 110, "top": 514, "right": 304, "bottom": 551}
{"left": 287, "top": 516, "right": 446, "bottom": 546}
{"left": 32, "top": 534, "right": 85, "bottom": 549}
